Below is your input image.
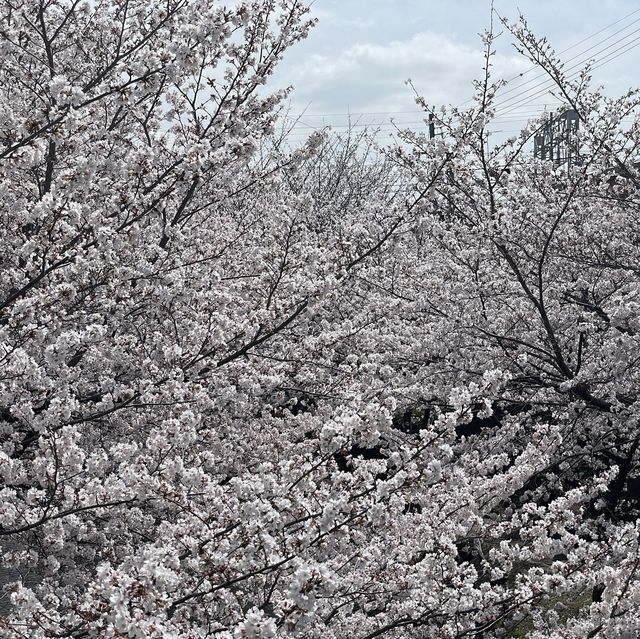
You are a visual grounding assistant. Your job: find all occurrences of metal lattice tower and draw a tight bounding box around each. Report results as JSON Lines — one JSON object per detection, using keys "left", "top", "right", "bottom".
{"left": 534, "top": 109, "right": 581, "bottom": 169}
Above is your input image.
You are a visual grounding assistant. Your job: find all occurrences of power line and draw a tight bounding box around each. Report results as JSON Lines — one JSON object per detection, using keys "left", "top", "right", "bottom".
{"left": 288, "top": 103, "right": 560, "bottom": 119}
{"left": 284, "top": 113, "right": 562, "bottom": 132}
{"left": 492, "top": 13, "right": 640, "bottom": 103}
{"left": 493, "top": 31, "right": 640, "bottom": 117}
{"left": 454, "top": 6, "right": 640, "bottom": 109}
{"left": 283, "top": 12, "right": 640, "bottom": 125}
{"left": 494, "top": 27, "right": 640, "bottom": 110}
{"left": 284, "top": 116, "right": 636, "bottom": 137}
{"left": 285, "top": 108, "right": 557, "bottom": 123}
{"left": 281, "top": 8, "right": 640, "bottom": 141}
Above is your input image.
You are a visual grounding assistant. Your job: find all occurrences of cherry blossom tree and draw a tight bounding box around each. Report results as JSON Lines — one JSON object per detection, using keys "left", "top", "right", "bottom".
{"left": 2, "top": 2, "right": 640, "bottom": 638}
{"left": 373, "top": 22, "right": 640, "bottom": 637}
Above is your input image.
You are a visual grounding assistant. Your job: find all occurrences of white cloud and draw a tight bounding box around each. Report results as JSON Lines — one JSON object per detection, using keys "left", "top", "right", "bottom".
{"left": 270, "top": 0, "right": 640, "bottom": 144}
{"left": 277, "top": 31, "right": 530, "bottom": 117}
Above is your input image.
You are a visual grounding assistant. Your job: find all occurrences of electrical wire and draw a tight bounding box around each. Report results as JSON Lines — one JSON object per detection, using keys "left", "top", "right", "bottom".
{"left": 494, "top": 34, "right": 640, "bottom": 117}
{"left": 492, "top": 13, "right": 640, "bottom": 103}
{"left": 281, "top": 8, "right": 640, "bottom": 140}
{"left": 493, "top": 32, "right": 640, "bottom": 116}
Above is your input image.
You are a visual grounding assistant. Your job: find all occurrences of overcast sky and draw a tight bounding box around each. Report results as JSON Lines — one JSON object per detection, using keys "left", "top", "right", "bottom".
{"left": 272, "top": 0, "right": 640, "bottom": 142}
